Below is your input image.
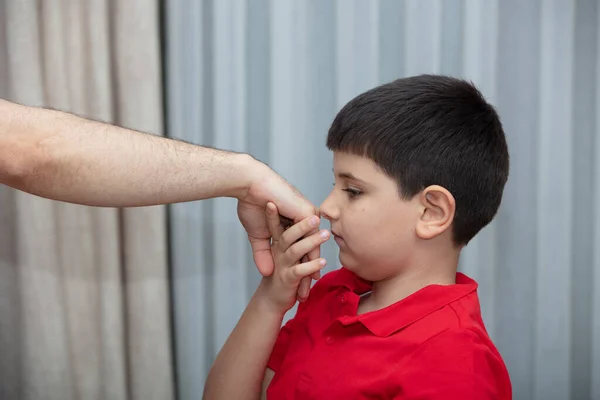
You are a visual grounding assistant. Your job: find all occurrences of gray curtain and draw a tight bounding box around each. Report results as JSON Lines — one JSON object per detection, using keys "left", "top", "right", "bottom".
{"left": 0, "top": 1, "right": 174, "bottom": 399}
{"left": 165, "top": 1, "right": 600, "bottom": 400}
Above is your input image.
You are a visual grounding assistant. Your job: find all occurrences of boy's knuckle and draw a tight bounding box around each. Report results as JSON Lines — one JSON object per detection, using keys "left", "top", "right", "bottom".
{"left": 288, "top": 266, "right": 296, "bottom": 278}
{"left": 287, "top": 248, "right": 298, "bottom": 261}
{"left": 292, "top": 266, "right": 302, "bottom": 279}
{"left": 304, "top": 220, "right": 313, "bottom": 232}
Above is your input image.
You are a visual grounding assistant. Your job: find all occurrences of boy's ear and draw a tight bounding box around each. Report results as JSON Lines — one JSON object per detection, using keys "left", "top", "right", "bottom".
{"left": 415, "top": 185, "right": 455, "bottom": 240}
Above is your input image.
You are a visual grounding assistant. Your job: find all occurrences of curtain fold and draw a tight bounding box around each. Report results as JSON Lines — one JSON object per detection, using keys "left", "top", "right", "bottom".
{"left": 0, "top": 1, "right": 173, "bottom": 399}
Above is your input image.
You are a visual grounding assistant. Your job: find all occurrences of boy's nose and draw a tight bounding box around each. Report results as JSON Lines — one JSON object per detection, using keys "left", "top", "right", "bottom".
{"left": 319, "top": 192, "right": 339, "bottom": 221}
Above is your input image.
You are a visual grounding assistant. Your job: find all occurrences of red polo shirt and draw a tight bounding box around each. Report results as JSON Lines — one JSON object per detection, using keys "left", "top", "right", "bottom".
{"left": 267, "top": 267, "right": 511, "bottom": 399}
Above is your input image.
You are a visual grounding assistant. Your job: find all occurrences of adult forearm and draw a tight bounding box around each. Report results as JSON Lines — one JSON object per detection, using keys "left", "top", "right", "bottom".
{"left": 0, "top": 100, "right": 257, "bottom": 206}
{"left": 203, "top": 287, "right": 285, "bottom": 400}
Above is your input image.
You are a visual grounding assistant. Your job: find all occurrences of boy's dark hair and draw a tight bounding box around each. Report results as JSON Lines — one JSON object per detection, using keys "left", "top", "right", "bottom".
{"left": 326, "top": 75, "right": 509, "bottom": 245}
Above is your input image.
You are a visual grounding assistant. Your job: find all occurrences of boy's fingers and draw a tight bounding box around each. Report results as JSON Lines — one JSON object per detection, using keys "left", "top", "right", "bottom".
{"left": 292, "top": 258, "right": 327, "bottom": 280}
{"left": 265, "top": 202, "right": 284, "bottom": 242}
{"left": 297, "top": 255, "right": 312, "bottom": 302}
{"left": 297, "top": 276, "right": 312, "bottom": 302}
{"left": 287, "top": 230, "right": 330, "bottom": 263}
{"left": 305, "top": 245, "right": 321, "bottom": 263}
{"left": 303, "top": 207, "right": 322, "bottom": 262}
{"left": 280, "top": 215, "right": 320, "bottom": 248}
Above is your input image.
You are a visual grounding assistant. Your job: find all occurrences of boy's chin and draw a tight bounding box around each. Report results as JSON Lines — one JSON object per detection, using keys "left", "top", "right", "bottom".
{"left": 339, "top": 258, "right": 375, "bottom": 283}
{"left": 338, "top": 251, "right": 358, "bottom": 270}
{"left": 338, "top": 253, "right": 382, "bottom": 281}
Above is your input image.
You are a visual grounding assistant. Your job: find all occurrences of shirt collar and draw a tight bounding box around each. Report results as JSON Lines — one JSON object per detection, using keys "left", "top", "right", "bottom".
{"left": 328, "top": 267, "right": 478, "bottom": 337}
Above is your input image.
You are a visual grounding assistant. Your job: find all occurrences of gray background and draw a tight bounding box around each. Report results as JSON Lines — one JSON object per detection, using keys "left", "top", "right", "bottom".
{"left": 165, "top": 1, "right": 600, "bottom": 400}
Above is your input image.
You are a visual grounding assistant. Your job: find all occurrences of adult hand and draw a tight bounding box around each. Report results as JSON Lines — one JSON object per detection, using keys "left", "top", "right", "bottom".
{"left": 0, "top": 100, "right": 323, "bottom": 299}
{"left": 237, "top": 160, "right": 321, "bottom": 301}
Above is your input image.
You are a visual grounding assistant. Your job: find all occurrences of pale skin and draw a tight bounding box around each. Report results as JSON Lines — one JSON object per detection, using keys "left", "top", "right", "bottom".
{"left": 0, "top": 99, "right": 318, "bottom": 297}
{"left": 203, "top": 203, "right": 330, "bottom": 400}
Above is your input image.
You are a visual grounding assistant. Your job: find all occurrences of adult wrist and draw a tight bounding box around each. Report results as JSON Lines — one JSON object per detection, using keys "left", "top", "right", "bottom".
{"left": 227, "top": 152, "right": 265, "bottom": 200}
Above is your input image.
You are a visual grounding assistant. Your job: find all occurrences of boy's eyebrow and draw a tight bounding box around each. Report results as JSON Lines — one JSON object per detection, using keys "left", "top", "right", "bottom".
{"left": 335, "top": 170, "right": 367, "bottom": 184}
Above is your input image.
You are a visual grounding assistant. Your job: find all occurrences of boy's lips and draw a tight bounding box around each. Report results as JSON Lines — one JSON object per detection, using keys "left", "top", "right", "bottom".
{"left": 332, "top": 230, "right": 345, "bottom": 245}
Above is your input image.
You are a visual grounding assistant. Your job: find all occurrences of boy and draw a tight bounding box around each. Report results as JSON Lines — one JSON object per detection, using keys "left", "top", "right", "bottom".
{"left": 204, "top": 75, "right": 512, "bottom": 399}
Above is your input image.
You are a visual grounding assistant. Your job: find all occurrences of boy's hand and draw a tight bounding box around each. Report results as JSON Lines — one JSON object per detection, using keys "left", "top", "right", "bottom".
{"left": 256, "top": 202, "right": 330, "bottom": 314}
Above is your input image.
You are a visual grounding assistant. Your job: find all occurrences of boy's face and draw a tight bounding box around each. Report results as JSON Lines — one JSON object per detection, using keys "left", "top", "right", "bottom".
{"left": 320, "top": 152, "right": 421, "bottom": 281}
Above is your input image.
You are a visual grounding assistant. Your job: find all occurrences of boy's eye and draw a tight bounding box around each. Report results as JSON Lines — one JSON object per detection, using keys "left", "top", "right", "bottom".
{"left": 342, "top": 188, "right": 362, "bottom": 198}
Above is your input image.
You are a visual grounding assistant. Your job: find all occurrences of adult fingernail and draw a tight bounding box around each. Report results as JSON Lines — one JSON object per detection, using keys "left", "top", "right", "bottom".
{"left": 310, "top": 216, "right": 319, "bottom": 227}
{"left": 319, "top": 259, "right": 327, "bottom": 266}
{"left": 320, "top": 230, "right": 330, "bottom": 239}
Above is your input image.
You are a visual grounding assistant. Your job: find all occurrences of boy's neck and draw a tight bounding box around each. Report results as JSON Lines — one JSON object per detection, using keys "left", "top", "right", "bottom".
{"left": 357, "top": 247, "right": 460, "bottom": 315}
